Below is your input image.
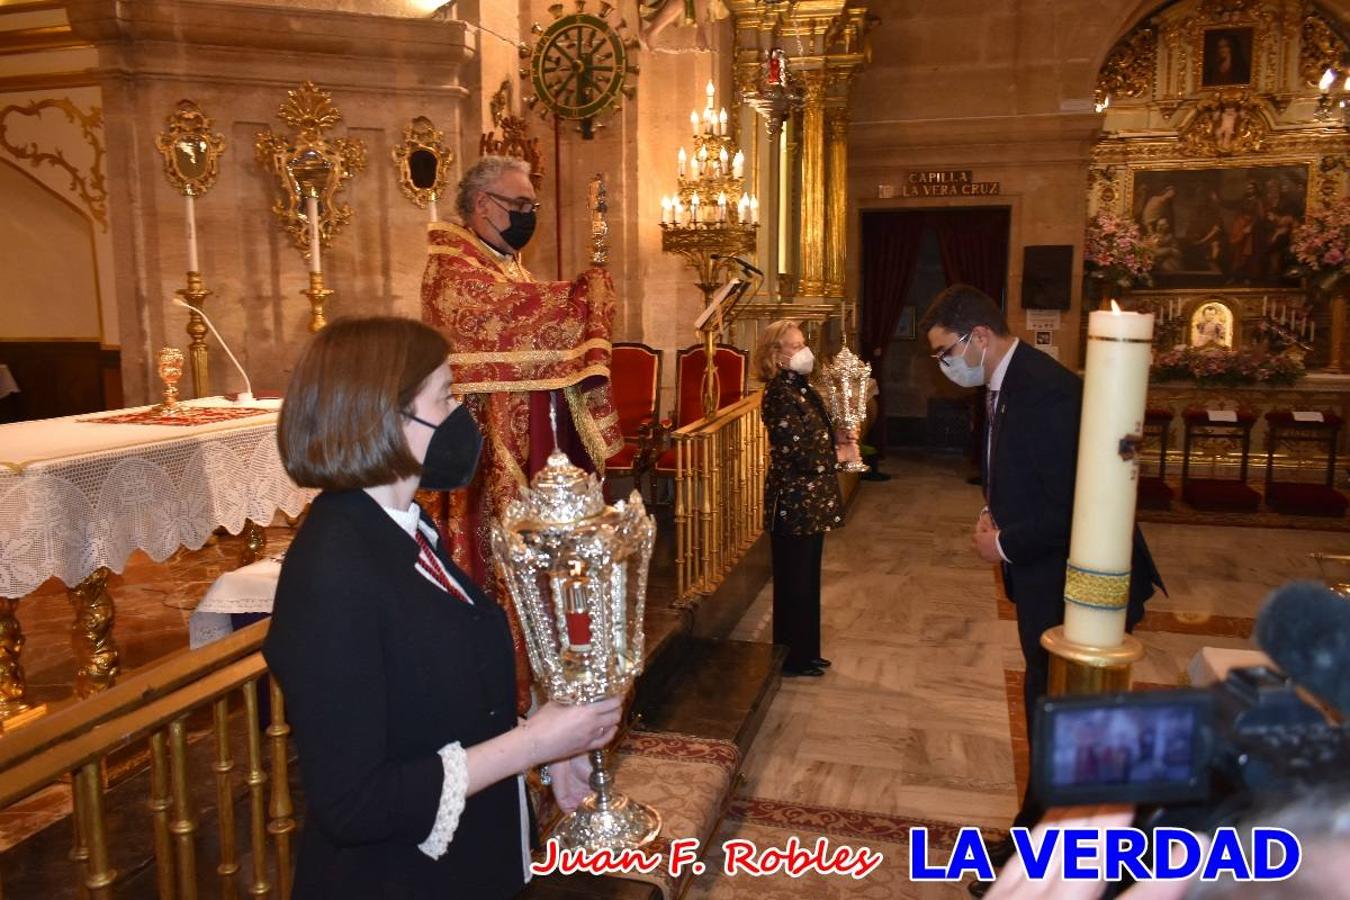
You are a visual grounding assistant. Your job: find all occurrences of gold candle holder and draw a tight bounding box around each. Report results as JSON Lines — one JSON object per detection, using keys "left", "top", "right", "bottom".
{"left": 301, "top": 272, "right": 332, "bottom": 334}
{"left": 155, "top": 347, "right": 187, "bottom": 414}
{"left": 177, "top": 271, "right": 212, "bottom": 398}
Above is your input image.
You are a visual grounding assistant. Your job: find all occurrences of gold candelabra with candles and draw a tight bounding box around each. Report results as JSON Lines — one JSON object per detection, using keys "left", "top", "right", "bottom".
{"left": 659, "top": 79, "right": 759, "bottom": 420}
{"left": 658, "top": 78, "right": 759, "bottom": 302}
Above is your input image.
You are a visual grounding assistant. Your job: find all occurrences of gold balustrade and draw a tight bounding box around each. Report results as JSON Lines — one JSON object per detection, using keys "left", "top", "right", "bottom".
{"left": 673, "top": 392, "right": 767, "bottom": 603}
{"left": 0, "top": 620, "right": 293, "bottom": 898}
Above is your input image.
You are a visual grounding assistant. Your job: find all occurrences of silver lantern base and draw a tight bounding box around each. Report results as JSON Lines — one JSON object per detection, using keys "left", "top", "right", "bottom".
{"left": 550, "top": 749, "right": 662, "bottom": 850}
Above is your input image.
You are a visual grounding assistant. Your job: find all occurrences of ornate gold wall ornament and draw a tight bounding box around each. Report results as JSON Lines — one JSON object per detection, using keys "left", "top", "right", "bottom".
{"left": 391, "top": 116, "right": 453, "bottom": 210}
{"left": 0, "top": 97, "right": 107, "bottom": 230}
{"left": 490, "top": 79, "right": 512, "bottom": 128}
{"left": 1095, "top": 24, "right": 1157, "bottom": 106}
{"left": 480, "top": 115, "right": 545, "bottom": 189}
{"left": 1300, "top": 10, "right": 1349, "bottom": 88}
{"left": 254, "top": 82, "right": 366, "bottom": 260}
{"left": 1178, "top": 91, "right": 1269, "bottom": 156}
{"left": 154, "top": 100, "right": 225, "bottom": 198}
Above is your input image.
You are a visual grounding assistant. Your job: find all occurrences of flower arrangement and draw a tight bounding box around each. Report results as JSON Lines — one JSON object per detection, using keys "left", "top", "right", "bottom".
{"left": 1150, "top": 347, "right": 1305, "bottom": 387}
{"left": 1291, "top": 198, "right": 1350, "bottom": 289}
{"left": 1084, "top": 213, "right": 1156, "bottom": 288}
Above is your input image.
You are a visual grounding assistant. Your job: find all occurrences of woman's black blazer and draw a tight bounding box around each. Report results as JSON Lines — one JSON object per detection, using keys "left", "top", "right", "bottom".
{"left": 263, "top": 489, "right": 524, "bottom": 899}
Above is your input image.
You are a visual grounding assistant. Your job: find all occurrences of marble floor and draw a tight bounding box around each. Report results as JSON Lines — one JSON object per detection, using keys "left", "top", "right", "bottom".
{"left": 729, "top": 453, "right": 1345, "bottom": 832}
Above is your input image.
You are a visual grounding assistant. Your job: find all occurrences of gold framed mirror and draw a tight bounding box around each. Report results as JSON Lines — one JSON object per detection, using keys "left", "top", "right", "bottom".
{"left": 254, "top": 82, "right": 366, "bottom": 259}
{"left": 392, "top": 116, "right": 454, "bottom": 210}
{"left": 155, "top": 100, "right": 225, "bottom": 197}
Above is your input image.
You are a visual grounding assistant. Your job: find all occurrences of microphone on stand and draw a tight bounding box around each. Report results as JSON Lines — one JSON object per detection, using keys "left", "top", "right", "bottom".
{"left": 1255, "top": 580, "right": 1350, "bottom": 716}
{"left": 170, "top": 297, "right": 255, "bottom": 403}
{"left": 711, "top": 254, "right": 764, "bottom": 277}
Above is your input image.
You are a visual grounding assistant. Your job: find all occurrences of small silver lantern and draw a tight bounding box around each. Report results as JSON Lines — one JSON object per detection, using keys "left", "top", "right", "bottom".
{"left": 490, "top": 449, "right": 661, "bottom": 850}
{"left": 819, "top": 344, "right": 872, "bottom": 473}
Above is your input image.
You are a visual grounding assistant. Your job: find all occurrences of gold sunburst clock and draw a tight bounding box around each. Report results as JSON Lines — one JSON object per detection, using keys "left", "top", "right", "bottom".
{"left": 521, "top": 1, "right": 638, "bottom": 139}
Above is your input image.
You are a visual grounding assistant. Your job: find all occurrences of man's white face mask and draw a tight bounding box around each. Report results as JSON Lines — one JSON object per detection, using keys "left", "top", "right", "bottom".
{"left": 938, "top": 334, "right": 987, "bottom": 388}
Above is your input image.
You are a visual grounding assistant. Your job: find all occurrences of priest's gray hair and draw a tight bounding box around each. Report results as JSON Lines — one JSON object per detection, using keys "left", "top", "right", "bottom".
{"left": 456, "top": 156, "right": 533, "bottom": 219}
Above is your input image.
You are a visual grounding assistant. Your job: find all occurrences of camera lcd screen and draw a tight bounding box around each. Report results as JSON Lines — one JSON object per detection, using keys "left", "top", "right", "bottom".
{"left": 1034, "top": 690, "right": 1213, "bottom": 807}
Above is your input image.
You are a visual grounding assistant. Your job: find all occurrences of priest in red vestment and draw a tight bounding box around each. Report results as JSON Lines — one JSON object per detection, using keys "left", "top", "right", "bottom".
{"left": 421, "top": 155, "right": 623, "bottom": 712}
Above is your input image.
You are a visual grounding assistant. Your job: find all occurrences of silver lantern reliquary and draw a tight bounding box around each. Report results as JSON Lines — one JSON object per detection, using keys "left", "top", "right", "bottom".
{"left": 490, "top": 449, "right": 661, "bottom": 850}
{"left": 819, "top": 345, "right": 872, "bottom": 472}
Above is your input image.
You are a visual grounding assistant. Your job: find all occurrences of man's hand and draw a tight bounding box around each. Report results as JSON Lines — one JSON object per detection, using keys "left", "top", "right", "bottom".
{"left": 972, "top": 514, "right": 1004, "bottom": 564}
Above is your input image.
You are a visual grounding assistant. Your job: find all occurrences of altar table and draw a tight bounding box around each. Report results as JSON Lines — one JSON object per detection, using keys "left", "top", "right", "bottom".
{"left": 0, "top": 398, "right": 312, "bottom": 719}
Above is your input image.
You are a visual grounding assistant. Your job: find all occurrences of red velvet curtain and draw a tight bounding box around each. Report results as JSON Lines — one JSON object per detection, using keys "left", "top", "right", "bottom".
{"left": 859, "top": 212, "right": 926, "bottom": 379}
{"left": 930, "top": 207, "right": 1011, "bottom": 304}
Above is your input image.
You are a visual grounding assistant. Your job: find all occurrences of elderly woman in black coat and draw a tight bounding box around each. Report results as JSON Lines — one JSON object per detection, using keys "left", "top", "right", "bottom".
{"left": 755, "top": 319, "right": 858, "bottom": 678}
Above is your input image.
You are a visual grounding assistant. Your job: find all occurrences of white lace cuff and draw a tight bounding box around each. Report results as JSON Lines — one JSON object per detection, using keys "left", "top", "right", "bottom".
{"left": 417, "top": 742, "right": 468, "bottom": 860}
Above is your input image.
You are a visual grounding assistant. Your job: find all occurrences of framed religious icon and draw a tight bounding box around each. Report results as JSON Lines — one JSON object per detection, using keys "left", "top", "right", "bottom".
{"left": 896, "top": 306, "right": 916, "bottom": 340}
{"left": 1202, "top": 27, "right": 1254, "bottom": 87}
{"left": 1131, "top": 164, "right": 1307, "bottom": 289}
{"left": 1189, "top": 300, "right": 1235, "bottom": 349}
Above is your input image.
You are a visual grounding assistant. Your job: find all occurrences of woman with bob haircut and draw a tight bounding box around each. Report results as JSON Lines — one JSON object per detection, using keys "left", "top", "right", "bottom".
{"left": 265, "top": 316, "right": 621, "bottom": 899}
{"left": 753, "top": 319, "right": 857, "bottom": 678}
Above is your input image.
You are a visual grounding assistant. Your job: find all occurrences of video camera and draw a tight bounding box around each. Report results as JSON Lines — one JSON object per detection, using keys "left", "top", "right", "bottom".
{"left": 1031, "top": 581, "right": 1350, "bottom": 832}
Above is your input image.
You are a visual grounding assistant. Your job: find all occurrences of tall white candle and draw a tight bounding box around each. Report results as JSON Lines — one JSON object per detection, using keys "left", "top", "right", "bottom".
{"left": 750, "top": 195, "right": 759, "bottom": 224}
{"left": 719, "top": 108, "right": 728, "bottom": 136}
{"left": 306, "top": 195, "right": 322, "bottom": 275}
{"left": 732, "top": 150, "right": 744, "bottom": 179}
{"left": 738, "top": 193, "right": 749, "bottom": 223}
{"left": 428, "top": 198, "right": 439, "bottom": 223}
{"left": 678, "top": 147, "right": 687, "bottom": 178}
{"left": 661, "top": 196, "right": 671, "bottom": 225}
{"left": 690, "top": 111, "right": 699, "bottom": 138}
{"left": 1064, "top": 304, "right": 1155, "bottom": 648}
{"left": 706, "top": 79, "right": 715, "bottom": 107}
{"left": 186, "top": 194, "right": 200, "bottom": 273}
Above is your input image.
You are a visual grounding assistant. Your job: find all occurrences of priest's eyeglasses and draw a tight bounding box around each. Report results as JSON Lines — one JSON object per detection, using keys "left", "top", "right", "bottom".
{"left": 931, "top": 333, "right": 971, "bottom": 368}
{"left": 486, "top": 191, "right": 542, "bottom": 214}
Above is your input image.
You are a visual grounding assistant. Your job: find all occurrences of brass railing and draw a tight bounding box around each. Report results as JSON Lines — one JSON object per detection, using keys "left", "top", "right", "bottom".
{"left": 0, "top": 620, "right": 294, "bottom": 899}
{"left": 673, "top": 391, "right": 767, "bottom": 602}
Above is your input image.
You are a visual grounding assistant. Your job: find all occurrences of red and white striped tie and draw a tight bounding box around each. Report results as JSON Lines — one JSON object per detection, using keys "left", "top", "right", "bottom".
{"left": 414, "top": 530, "right": 472, "bottom": 605}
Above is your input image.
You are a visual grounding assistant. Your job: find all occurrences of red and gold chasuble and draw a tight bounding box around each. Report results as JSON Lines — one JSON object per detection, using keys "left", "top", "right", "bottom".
{"left": 421, "top": 222, "right": 623, "bottom": 712}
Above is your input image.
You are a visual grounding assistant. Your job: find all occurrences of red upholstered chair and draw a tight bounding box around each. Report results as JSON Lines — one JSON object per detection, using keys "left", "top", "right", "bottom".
{"left": 1180, "top": 408, "right": 1261, "bottom": 512}
{"left": 605, "top": 342, "right": 662, "bottom": 486}
{"left": 1262, "top": 410, "right": 1347, "bottom": 517}
{"left": 653, "top": 344, "right": 750, "bottom": 478}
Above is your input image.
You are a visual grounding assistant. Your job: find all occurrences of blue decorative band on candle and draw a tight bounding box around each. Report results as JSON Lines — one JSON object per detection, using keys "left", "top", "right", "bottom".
{"left": 1087, "top": 335, "right": 1154, "bottom": 344}
{"left": 1064, "top": 563, "right": 1130, "bottom": 610}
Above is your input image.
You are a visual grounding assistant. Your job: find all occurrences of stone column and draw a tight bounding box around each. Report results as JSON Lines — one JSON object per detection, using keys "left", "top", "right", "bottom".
{"left": 824, "top": 105, "right": 849, "bottom": 301}
{"left": 796, "top": 68, "right": 828, "bottom": 299}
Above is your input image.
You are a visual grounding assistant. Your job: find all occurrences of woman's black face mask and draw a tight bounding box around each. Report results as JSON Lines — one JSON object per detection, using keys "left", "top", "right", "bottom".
{"left": 406, "top": 404, "right": 482, "bottom": 491}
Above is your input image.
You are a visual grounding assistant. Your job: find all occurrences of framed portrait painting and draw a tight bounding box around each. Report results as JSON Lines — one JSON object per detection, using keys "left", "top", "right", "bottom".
{"left": 1202, "top": 27, "right": 1254, "bottom": 87}
{"left": 1131, "top": 164, "right": 1307, "bottom": 289}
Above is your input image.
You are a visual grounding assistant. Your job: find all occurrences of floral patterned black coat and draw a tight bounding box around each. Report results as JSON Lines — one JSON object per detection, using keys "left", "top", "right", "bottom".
{"left": 762, "top": 369, "right": 845, "bottom": 536}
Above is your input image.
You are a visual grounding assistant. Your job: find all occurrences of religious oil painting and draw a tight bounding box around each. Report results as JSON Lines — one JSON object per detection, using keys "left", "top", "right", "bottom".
{"left": 1131, "top": 164, "right": 1307, "bottom": 290}
{"left": 1189, "top": 301, "right": 1234, "bottom": 350}
{"left": 1201, "top": 27, "right": 1253, "bottom": 87}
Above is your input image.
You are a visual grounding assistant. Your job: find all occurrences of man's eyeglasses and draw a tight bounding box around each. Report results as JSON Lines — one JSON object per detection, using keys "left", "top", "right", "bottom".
{"left": 486, "top": 191, "right": 542, "bottom": 214}
{"left": 931, "top": 333, "right": 971, "bottom": 368}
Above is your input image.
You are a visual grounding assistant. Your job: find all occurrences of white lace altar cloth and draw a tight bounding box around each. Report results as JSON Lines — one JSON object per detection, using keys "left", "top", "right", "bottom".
{"left": 188, "top": 555, "right": 282, "bottom": 649}
{"left": 0, "top": 398, "right": 314, "bottom": 598}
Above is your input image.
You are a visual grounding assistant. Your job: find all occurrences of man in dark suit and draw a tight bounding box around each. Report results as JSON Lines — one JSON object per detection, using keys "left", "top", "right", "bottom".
{"left": 920, "top": 285, "right": 1164, "bottom": 891}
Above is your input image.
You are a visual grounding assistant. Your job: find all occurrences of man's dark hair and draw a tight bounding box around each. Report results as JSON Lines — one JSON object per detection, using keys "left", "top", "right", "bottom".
{"left": 919, "top": 284, "right": 1010, "bottom": 337}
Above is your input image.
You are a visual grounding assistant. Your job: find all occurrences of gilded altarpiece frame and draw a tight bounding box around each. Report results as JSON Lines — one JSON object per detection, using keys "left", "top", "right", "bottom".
{"left": 1087, "top": 0, "right": 1350, "bottom": 369}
